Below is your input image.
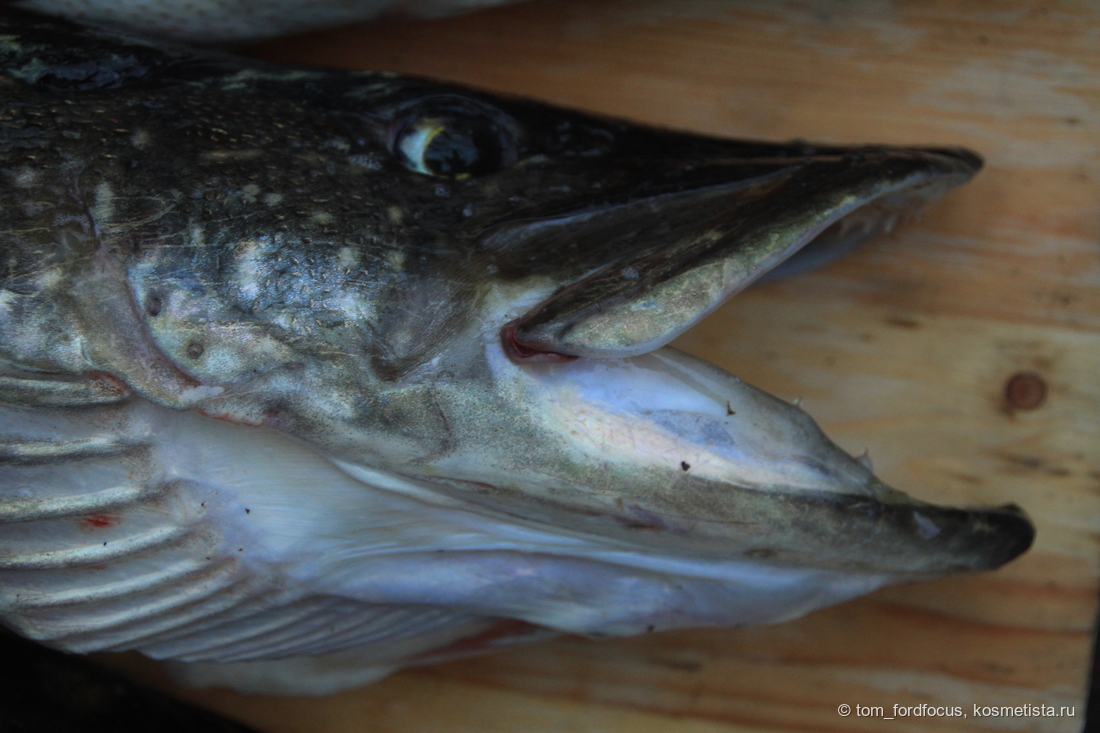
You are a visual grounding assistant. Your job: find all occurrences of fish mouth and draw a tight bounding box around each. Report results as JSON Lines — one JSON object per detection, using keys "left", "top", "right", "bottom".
{"left": 458, "top": 144, "right": 1034, "bottom": 578}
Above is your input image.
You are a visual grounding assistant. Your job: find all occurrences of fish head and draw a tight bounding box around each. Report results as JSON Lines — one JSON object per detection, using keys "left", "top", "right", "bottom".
{"left": 235, "top": 80, "right": 1028, "bottom": 581}
{"left": 0, "top": 8, "right": 1033, "bottom": 664}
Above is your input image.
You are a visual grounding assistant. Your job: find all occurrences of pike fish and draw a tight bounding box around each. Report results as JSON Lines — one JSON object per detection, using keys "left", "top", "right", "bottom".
{"left": 0, "top": 8, "right": 1033, "bottom": 695}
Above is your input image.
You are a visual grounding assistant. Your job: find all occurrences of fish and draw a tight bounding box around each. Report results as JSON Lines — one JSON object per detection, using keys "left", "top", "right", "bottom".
{"left": 0, "top": 8, "right": 1034, "bottom": 695}
{"left": 12, "top": 0, "right": 525, "bottom": 42}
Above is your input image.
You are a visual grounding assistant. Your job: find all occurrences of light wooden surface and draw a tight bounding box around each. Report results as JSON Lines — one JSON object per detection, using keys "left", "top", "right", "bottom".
{"left": 97, "top": 1, "right": 1100, "bottom": 731}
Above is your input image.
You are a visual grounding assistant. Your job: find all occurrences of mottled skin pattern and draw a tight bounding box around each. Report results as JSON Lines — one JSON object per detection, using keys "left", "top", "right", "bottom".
{"left": 0, "top": 6, "right": 1033, "bottom": 567}
{"left": 0, "top": 8, "right": 1033, "bottom": 691}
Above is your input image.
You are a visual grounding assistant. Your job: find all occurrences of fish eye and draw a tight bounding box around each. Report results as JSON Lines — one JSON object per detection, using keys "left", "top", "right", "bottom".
{"left": 390, "top": 106, "right": 515, "bottom": 179}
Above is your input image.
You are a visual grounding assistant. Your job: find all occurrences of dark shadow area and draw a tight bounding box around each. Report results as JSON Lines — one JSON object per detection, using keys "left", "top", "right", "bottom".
{"left": 0, "top": 630, "right": 258, "bottom": 733}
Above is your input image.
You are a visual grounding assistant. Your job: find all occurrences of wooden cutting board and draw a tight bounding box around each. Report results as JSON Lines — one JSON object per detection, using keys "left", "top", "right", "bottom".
{"left": 96, "top": 1, "right": 1100, "bottom": 731}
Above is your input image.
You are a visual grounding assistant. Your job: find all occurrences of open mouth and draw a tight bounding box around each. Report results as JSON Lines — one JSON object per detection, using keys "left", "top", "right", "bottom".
{"left": 441, "top": 144, "right": 1035, "bottom": 580}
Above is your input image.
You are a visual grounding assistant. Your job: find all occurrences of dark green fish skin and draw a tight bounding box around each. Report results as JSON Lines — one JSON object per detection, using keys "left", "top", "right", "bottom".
{"left": 0, "top": 8, "right": 983, "bottom": 371}
{"left": 0, "top": 7, "right": 1032, "bottom": 693}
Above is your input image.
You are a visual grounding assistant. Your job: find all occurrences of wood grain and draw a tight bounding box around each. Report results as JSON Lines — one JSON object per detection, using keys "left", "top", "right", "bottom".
{"left": 96, "top": 1, "right": 1100, "bottom": 731}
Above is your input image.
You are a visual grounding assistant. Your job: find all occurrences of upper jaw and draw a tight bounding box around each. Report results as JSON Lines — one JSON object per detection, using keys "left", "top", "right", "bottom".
{"left": 483, "top": 144, "right": 982, "bottom": 360}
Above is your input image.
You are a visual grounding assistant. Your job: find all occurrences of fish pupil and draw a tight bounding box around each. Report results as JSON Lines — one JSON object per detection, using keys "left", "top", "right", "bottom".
{"left": 425, "top": 125, "right": 490, "bottom": 177}
{"left": 425, "top": 120, "right": 502, "bottom": 177}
